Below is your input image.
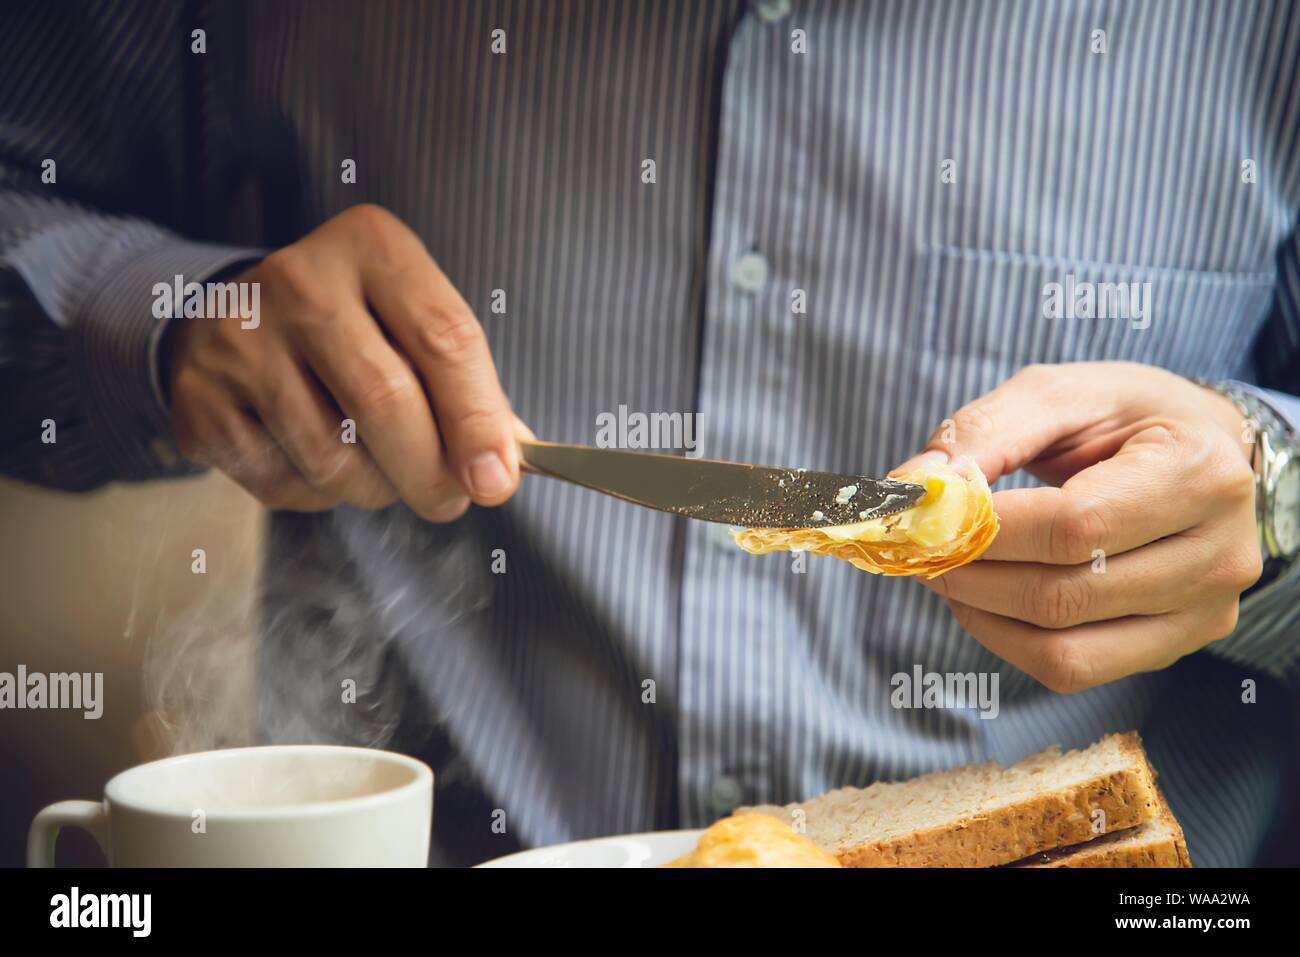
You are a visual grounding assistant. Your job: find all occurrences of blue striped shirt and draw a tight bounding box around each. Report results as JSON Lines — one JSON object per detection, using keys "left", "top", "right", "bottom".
{"left": 2, "top": 1, "right": 1298, "bottom": 866}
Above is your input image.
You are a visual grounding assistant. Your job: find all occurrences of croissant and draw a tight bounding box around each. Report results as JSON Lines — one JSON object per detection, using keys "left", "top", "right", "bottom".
{"left": 664, "top": 813, "right": 842, "bottom": 868}
{"left": 730, "top": 456, "right": 999, "bottom": 578}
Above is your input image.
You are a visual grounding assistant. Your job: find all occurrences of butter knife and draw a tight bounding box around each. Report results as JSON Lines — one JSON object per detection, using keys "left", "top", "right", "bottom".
{"left": 517, "top": 439, "right": 926, "bottom": 529}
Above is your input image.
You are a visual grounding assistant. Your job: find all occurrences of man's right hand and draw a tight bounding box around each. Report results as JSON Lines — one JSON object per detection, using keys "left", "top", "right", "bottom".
{"left": 165, "top": 204, "right": 526, "bottom": 521}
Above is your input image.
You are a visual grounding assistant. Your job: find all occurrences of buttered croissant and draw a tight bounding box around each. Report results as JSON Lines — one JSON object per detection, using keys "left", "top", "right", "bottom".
{"left": 730, "top": 456, "right": 999, "bottom": 578}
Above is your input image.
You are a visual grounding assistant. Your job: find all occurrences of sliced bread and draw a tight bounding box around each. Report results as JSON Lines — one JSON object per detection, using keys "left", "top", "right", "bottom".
{"left": 1015, "top": 788, "right": 1191, "bottom": 868}
{"left": 739, "top": 731, "right": 1159, "bottom": 867}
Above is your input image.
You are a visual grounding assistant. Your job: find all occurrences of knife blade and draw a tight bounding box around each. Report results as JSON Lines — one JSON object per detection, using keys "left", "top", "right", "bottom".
{"left": 516, "top": 439, "right": 927, "bottom": 528}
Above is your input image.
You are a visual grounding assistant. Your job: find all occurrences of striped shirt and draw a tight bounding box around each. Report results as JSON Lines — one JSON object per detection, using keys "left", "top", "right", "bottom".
{"left": 2, "top": 1, "right": 1299, "bottom": 866}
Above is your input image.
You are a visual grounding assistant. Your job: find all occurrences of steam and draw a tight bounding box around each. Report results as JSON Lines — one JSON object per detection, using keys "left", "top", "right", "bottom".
{"left": 141, "top": 589, "right": 259, "bottom": 755}
{"left": 142, "top": 498, "right": 490, "bottom": 759}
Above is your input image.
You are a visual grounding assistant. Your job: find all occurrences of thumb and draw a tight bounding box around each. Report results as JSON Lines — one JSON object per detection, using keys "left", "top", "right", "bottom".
{"left": 511, "top": 413, "right": 536, "bottom": 443}
{"left": 891, "top": 365, "right": 1111, "bottom": 483}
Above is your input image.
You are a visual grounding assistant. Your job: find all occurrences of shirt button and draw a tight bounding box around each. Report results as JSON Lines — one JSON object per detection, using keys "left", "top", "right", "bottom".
{"left": 709, "top": 776, "right": 745, "bottom": 816}
{"left": 751, "top": 0, "right": 793, "bottom": 24}
{"left": 730, "top": 251, "right": 769, "bottom": 293}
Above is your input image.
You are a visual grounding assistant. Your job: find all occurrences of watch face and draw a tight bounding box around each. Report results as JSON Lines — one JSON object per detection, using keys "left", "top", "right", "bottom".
{"left": 1274, "top": 457, "right": 1300, "bottom": 557}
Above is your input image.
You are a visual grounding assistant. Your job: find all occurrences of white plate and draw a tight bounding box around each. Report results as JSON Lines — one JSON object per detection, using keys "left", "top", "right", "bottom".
{"left": 477, "top": 829, "right": 704, "bottom": 868}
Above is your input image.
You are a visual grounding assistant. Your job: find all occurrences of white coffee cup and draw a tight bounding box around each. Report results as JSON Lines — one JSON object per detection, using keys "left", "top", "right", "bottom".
{"left": 28, "top": 745, "right": 433, "bottom": 867}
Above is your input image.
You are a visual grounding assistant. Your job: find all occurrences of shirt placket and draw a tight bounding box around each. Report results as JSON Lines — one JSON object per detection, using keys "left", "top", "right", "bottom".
{"left": 678, "top": 0, "right": 811, "bottom": 826}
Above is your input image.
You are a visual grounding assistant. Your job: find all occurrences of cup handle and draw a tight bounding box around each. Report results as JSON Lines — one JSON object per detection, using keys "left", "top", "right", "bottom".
{"left": 27, "top": 800, "right": 108, "bottom": 867}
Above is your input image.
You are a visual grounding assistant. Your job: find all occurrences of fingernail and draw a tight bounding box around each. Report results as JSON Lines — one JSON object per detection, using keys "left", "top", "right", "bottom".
{"left": 467, "top": 452, "right": 511, "bottom": 498}
{"left": 511, "top": 415, "right": 537, "bottom": 442}
{"left": 889, "top": 449, "right": 950, "bottom": 476}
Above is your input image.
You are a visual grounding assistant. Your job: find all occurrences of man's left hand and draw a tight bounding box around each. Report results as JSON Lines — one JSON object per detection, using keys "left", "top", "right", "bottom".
{"left": 895, "top": 361, "right": 1263, "bottom": 693}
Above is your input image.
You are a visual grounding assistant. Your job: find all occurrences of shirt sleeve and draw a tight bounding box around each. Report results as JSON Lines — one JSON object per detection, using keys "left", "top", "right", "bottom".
{"left": 0, "top": 1, "right": 262, "bottom": 491}
{"left": 1201, "top": 218, "right": 1300, "bottom": 680}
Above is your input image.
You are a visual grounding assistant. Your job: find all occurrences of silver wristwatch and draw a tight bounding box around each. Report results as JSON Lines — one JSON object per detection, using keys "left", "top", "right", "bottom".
{"left": 1194, "top": 379, "right": 1300, "bottom": 593}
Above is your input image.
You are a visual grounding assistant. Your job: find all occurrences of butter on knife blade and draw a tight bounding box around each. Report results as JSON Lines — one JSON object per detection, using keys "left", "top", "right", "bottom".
{"left": 731, "top": 457, "right": 1000, "bottom": 578}
{"left": 516, "top": 439, "right": 926, "bottom": 528}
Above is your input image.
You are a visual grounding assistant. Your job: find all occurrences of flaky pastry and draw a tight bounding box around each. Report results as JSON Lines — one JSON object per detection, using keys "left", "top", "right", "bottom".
{"left": 730, "top": 456, "right": 999, "bottom": 578}
{"left": 664, "top": 813, "right": 842, "bottom": 868}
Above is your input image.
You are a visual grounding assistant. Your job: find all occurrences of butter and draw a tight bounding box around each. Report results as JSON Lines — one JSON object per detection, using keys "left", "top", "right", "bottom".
{"left": 730, "top": 457, "right": 999, "bottom": 577}
{"left": 897, "top": 474, "right": 967, "bottom": 547}
{"left": 819, "top": 473, "right": 966, "bottom": 547}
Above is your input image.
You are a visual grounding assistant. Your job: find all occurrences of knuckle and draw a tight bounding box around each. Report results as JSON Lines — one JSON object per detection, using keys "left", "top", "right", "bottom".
{"left": 318, "top": 448, "right": 392, "bottom": 505}
{"left": 261, "top": 395, "right": 345, "bottom": 489}
{"left": 1211, "top": 545, "right": 1264, "bottom": 593}
{"left": 1217, "top": 454, "right": 1258, "bottom": 504}
{"left": 1013, "top": 362, "right": 1055, "bottom": 387}
{"left": 261, "top": 248, "right": 308, "bottom": 290}
{"left": 1027, "top": 573, "right": 1090, "bottom": 630}
{"left": 1010, "top": 363, "right": 1070, "bottom": 407}
{"left": 342, "top": 203, "right": 395, "bottom": 234}
{"left": 412, "top": 302, "right": 485, "bottom": 367}
{"left": 1033, "top": 637, "right": 1097, "bottom": 695}
{"left": 452, "top": 404, "right": 507, "bottom": 439}
{"left": 283, "top": 416, "right": 353, "bottom": 483}
{"left": 298, "top": 436, "right": 354, "bottom": 488}
{"left": 952, "top": 402, "right": 998, "bottom": 443}
{"left": 1048, "top": 497, "right": 1108, "bottom": 564}
{"left": 1207, "top": 602, "right": 1241, "bottom": 642}
{"left": 1237, "top": 547, "right": 1265, "bottom": 590}
{"left": 196, "top": 321, "right": 247, "bottom": 366}
{"left": 341, "top": 205, "right": 406, "bottom": 266}
{"left": 1144, "top": 422, "right": 1181, "bottom": 447}
{"left": 262, "top": 249, "right": 332, "bottom": 317}
{"left": 347, "top": 360, "right": 421, "bottom": 420}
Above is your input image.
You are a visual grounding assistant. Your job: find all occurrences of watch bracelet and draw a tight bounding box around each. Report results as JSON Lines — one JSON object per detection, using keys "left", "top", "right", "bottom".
{"left": 1189, "top": 377, "right": 1286, "bottom": 447}
{"left": 1190, "top": 377, "right": 1300, "bottom": 595}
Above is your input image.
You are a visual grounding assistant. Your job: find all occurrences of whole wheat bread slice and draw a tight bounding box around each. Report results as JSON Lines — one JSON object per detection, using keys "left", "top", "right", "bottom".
{"left": 740, "top": 731, "right": 1159, "bottom": 867}
{"left": 1014, "top": 787, "right": 1191, "bottom": 868}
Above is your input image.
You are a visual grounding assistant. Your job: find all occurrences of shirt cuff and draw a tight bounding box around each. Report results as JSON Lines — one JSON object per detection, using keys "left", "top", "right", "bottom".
{"left": 74, "top": 238, "right": 263, "bottom": 481}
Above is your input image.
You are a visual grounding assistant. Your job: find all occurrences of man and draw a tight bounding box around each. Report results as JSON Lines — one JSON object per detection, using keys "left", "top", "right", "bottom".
{"left": 2, "top": 1, "right": 1297, "bottom": 866}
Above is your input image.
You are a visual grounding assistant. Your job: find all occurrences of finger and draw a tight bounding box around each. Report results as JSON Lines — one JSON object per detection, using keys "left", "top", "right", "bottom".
{"left": 511, "top": 413, "right": 537, "bottom": 443}
{"left": 898, "top": 364, "right": 1118, "bottom": 482}
{"left": 355, "top": 212, "right": 519, "bottom": 506}
{"left": 293, "top": 314, "right": 470, "bottom": 522}
{"left": 987, "top": 423, "right": 1231, "bottom": 563}
{"left": 511, "top": 413, "right": 537, "bottom": 484}
{"left": 921, "top": 532, "right": 1212, "bottom": 628}
{"left": 888, "top": 448, "right": 951, "bottom": 477}
{"left": 252, "top": 356, "right": 397, "bottom": 509}
{"left": 945, "top": 598, "right": 1207, "bottom": 693}
{"left": 187, "top": 388, "right": 338, "bottom": 512}
{"left": 258, "top": 243, "right": 465, "bottom": 521}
